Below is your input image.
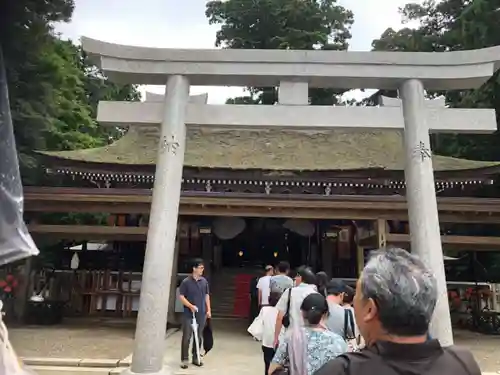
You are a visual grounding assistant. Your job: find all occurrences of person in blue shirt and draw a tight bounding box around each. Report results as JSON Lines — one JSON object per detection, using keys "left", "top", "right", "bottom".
{"left": 178, "top": 258, "right": 211, "bottom": 369}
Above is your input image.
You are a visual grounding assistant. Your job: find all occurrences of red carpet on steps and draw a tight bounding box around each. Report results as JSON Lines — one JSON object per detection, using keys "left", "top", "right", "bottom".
{"left": 232, "top": 274, "right": 254, "bottom": 318}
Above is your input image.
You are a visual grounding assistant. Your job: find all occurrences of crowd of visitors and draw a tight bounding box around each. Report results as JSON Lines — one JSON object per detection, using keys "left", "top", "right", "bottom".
{"left": 248, "top": 248, "right": 482, "bottom": 375}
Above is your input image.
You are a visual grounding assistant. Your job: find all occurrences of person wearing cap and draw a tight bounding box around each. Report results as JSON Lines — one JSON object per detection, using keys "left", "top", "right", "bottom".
{"left": 269, "top": 293, "right": 347, "bottom": 375}
{"left": 325, "top": 279, "right": 348, "bottom": 337}
{"left": 257, "top": 265, "right": 274, "bottom": 307}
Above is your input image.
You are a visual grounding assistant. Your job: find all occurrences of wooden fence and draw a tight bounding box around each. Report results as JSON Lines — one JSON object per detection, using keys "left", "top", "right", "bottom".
{"left": 29, "top": 269, "right": 142, "bottom": 317}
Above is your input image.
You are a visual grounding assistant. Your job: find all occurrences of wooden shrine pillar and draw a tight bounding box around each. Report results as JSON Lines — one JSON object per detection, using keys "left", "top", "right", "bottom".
{"left": 356, "top": 219, "right": 388, "bottom": 277}
{"left": 356, "top": 245, "right": 364, "bottom": 276}
{"left": 355, "top": 227, "right": 364, "bottom": 278}
{"left": 375, "top": 219, "right": 387, "bottom": 248}
{"left": 352, "top": 221, "right": 364, "bottom": 278}
{"left": 321, "top": 231, "right": 336, "bottom": 277}
{"left": 200, "top": 227, "right": 213, "bottom": 281}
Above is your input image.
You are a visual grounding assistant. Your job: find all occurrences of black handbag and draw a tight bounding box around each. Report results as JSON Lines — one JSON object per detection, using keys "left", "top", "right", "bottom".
{"left": 282, "top": 288, "right": 292, "bottom": 328}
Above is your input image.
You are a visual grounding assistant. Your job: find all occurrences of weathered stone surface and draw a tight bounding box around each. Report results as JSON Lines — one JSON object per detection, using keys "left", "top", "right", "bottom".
{"left": 82, "top": 37, "right": 500, "bottom": 90}
{"left": 80, "top": 359, "right": 120, "bottom": 367}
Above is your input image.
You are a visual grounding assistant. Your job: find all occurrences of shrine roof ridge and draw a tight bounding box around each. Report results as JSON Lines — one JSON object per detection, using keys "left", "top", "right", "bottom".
{"left": 82, "top": 37, "right": 500, "bottom": 90}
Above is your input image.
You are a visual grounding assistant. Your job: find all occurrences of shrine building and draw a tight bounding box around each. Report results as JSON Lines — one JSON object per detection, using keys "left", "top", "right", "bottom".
{"left": 22, "top": 92, "right": 500, "bottom": 320}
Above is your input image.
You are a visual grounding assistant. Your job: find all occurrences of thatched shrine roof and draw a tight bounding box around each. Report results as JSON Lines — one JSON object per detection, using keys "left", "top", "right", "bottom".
{"left": 41, "top": 127, "right": 499, "bottom": 172}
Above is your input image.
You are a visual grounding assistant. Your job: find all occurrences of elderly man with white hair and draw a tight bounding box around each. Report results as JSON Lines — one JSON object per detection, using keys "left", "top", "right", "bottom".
{"left": 315, "top": 247, "right": 481, "bottom": 375}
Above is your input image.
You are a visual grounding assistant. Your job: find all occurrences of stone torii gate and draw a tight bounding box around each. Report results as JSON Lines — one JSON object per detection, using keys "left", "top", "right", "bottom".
{"left": 82, "top": 37, "right": 500, "bottom": 375}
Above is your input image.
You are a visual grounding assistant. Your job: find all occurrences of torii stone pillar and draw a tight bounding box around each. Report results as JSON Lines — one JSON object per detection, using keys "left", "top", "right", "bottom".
{"left": 144, "top": 90, "right": 208, "bottom": 329}
{"left": 400, "top": 80, "right": 453, "bottom": 346}
{"left": 130, "top": 75, "right": 189, "bottom": 374}
{"left": 82, "top": 37, "right": 500, "bottom": 372}
{"left": 380, "top": 92, "right": 454, "bottom": 344}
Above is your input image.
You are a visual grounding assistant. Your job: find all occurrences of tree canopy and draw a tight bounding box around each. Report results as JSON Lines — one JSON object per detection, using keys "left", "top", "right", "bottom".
{"left": 0, "top": 0, "right": 140, "bottom": 185}
{"left": 370, "top": 0, "right": 500, "bottom": 278}
{"left": 206, "top": 0, "right": 354, "bottom": 105}
{"left": 371, "top": 0, "right": 500, "bottom": 162}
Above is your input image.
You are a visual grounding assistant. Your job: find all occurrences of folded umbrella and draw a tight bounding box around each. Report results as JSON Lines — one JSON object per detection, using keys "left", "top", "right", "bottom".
{"left": 191, "top": 312, "right": 201, "bottom": 365}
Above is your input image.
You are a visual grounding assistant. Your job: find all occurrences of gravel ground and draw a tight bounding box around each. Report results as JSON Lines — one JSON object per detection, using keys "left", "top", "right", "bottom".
{"left": 10, "top": 322, "right": 134, "bottom": 360}
{"left": 167, "top": 321, "right": 500, "bottom": 374}
{"left": 7, "top": 320, "right": 500, "bottom": 372}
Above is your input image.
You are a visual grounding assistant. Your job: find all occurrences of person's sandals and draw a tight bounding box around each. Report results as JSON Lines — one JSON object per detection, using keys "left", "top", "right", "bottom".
{"left": 180, "top": 363, "right": 188, "bottom": 369}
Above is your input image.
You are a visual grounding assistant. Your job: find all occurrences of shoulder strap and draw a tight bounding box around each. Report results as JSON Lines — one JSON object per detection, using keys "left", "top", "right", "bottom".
{"left": 347, "top": 309, "right": 356, "bottom": 338}
{"left": 343, "top": 309, "right": 349, "bottom": 339}
{"left": 343, "top": 309, "right": 355, "bottom": 340}
{"left": 286, "top": 287, "right": 292, "bottom": 314}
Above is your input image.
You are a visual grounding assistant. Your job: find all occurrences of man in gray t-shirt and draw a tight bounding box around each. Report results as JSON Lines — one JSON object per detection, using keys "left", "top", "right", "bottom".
{"left": 325, "top": 279, "right": 347, "bottom": 337}
{"left": 270, "top": 261, "right": 294, "bottom": 295}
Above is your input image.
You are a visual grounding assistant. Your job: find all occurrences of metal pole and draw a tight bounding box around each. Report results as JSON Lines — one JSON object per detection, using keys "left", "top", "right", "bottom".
{"left": 400, "top": 79, "right": 454, "bottom": 346}
{"left": 129, "top": 75, "right": 190, "bottom": 374}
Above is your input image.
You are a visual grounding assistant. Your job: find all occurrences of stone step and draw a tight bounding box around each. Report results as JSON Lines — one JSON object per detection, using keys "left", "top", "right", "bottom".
{"left": 212, "top": 296, "right": 235, "bottom": 302}
{"left": 210, "top": 271, "right": 257, "bottom": 321}
{"left": 211, "top": 287, "right": 236, "bottom": 293}
{"left": 28, "top": 366, "right": 117, "bottom": 375}
{"left": 212, "top": 312, "right": 245, "bottom": 320}
{"left": 212, "top": 304, "right": 236, "bottom": 310}
{"left": 23, "top": 358, "right": 121, "bottom": 367}
{"left": 211, "top": 308, "right": 237, "bottom": 314}
{"left": 210, "top": 302, "right": 236, "bottom": 310}
{"left": 211, "top": 300, "right": 235, "bottom": 307}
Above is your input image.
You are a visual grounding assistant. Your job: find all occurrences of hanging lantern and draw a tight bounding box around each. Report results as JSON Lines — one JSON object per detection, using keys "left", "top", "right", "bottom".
{"left": 283, "top": 219, "right": 315, "bottom": 237}
{"left": 213, "top": 217, "right": 246, "bottom": 240}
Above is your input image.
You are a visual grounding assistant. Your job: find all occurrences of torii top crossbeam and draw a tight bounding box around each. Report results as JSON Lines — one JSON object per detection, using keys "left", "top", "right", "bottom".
{"left": 82, "top": 37, "right": 500, "bottom": 90}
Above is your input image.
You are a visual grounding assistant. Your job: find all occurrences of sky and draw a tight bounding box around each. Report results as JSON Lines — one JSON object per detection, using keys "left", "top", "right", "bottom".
{"left": 55, "top": 0, "right": 424, "bottom": 103}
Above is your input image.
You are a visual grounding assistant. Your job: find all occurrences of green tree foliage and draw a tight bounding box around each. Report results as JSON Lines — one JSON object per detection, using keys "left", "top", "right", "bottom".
{"left": 1, "top": 0, "right": 75, "bottom": 177}
{"left": 0, "top": 0, "right": 140, "bottom": 185}
{"left": 372, "top": 1, "right": 500, "bottom": 280}
{"left": 371, "top": 0, "right": 500, "bottom": 161}
{"left": 81, "top": 49, "right": 141, "bottom": 142}
{"left": 206, "top": 0, "right": 354, "bottom": 105}
{"left": 39, "top": 39, "right": 101, "bottom": 153}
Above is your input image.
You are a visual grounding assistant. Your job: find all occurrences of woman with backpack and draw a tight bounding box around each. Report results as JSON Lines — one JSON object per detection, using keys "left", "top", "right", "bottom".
{"left": 269, "top": 293, "right": 346, "bottom": 375}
